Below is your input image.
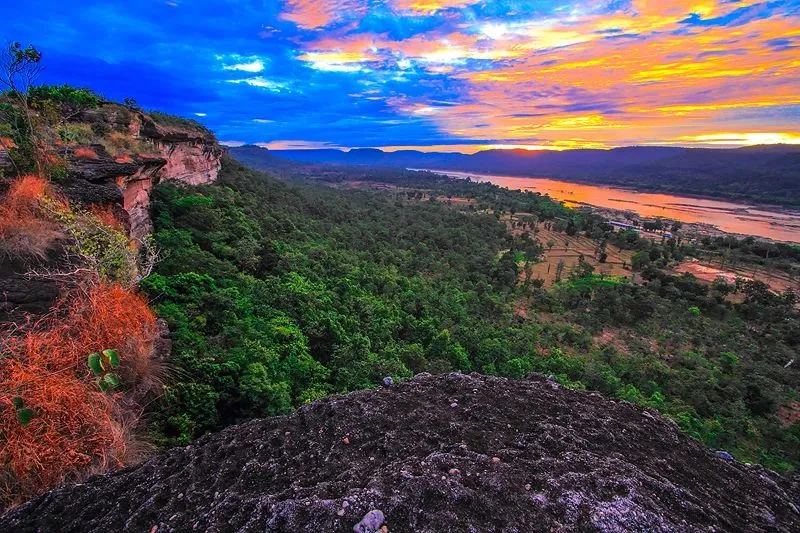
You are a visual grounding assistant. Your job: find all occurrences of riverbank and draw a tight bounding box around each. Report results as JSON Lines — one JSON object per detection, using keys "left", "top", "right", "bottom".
{"left": 423, "top": 169, "right": 800, "bottom": 244}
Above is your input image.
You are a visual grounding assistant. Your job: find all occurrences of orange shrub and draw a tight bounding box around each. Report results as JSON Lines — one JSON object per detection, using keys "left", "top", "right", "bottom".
{"left": 2, "top": 175, "right": 50, "bottom": 212}
{"left": 0, "top": 176, "right": 61, "bottom": 261}
{"left": 0, "top": 136, "right": 17, "bottom": 149}
{"left": 89, "top": 205, "right": 124, "bottom": 231}
{"left": 0, "top": 283, "right": 159, "bottom": 507}
{"left": 73, "top": 146, "right": 99, "bottom": 160}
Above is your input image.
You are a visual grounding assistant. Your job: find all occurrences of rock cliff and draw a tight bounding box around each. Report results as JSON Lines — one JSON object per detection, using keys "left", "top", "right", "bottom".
{"left": 2, "top": 373, "right": 798, "bottom": 532}
{"left": 70, "top": 103, "right": 223, "bottom": 240}
{"left": 0, "top": 103, "right": 222, "bottom": 319}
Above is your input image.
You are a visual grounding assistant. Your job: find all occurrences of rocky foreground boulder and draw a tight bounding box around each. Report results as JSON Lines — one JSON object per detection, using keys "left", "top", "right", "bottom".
{"left": 2, "top": 373, "right": 798, "bottom": 532}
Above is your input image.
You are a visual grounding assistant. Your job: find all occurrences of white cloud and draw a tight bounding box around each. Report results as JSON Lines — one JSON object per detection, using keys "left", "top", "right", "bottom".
{"left": 194, "top": 112, "right": 207, "bottom": 117}
{"left": 224, "top": 59, "right": 265, "bottom": 72}
{"left": 252, "top": 118, "right": 274, "bottom": 123}
{"left": 481, "top": 23, "right": 508, "bottom": 40}
{"left": 217, "top": 54, "right": 267, "bottom": 73}
{"left": 226, "top": 77, "right": 288, "bottom": 91}
{"left": 255, "top": 140, "right": 346, "bottom": 150}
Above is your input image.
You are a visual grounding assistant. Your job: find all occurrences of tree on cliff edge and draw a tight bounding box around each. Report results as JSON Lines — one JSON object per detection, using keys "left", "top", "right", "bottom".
{"left": 0, "top": 41, "right": 44, "bottom": 175}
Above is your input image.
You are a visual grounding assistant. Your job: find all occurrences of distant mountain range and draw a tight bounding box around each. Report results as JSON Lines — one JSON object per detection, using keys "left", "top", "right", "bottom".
{"left": 230, "top": 144, "right": 800, "bottom": 207}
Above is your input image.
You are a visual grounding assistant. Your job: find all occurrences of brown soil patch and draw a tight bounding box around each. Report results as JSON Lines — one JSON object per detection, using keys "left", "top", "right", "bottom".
{"left": 674, "top": 260, "right": 800, "bottom": 293}
{"left": 592, "top": 328, "right": 631, "bottom": 355}
{"left": 513, "top": 298, "right": 529, "bottom": 319}
{"left": 778, "top": 401, "right": 800, "bottom": 428}
{"left": 516, "top": 223, "right": 634, "bottom": 288}
{"left": 778, "top": 402, "right": 800, "bottom": 427}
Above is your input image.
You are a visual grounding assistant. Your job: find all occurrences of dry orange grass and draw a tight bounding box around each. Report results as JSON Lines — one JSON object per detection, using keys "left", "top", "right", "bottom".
{"left": 89, "top": 204, "right": 124, "bottom": 231}
{"left": 1, "top": 177, "right": 160, "bottom": 506}
{"left": 0, "top": 283, "right": 159, "bottom": 507}
{"left": 0, "top": 176, "right": 63, "bottom": 261}
{"left": 0, "top": 136, "right": 17, "bottom": 149}
{"left": 2, "top": 175, "right": 50, "bottom": 212}
{"left": 73, "top": 146, "right": 99, "bottom": 160}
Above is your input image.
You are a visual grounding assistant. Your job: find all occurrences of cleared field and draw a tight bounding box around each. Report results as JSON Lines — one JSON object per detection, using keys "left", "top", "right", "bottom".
{"left": 372, "top": 196, "right": 798, "bottom": 293}
{"left": 674, "top": 260, "right": 800, "bottom": 293}
{"left": 504, "top": 215, "right": 635, "bottom": 287}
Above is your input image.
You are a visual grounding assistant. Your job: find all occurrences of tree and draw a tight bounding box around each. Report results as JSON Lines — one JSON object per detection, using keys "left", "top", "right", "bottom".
{"left": 0, "top": 42, "right": 42, "bottom": 95}
{"left": 123, "top": 97, "right": 141, "bottom": 111}
{"left": 571, "top": 261, "right": 594, "bottom": 280}
{"left": 426, "top": 330, "right": 471, "bottom": 372}
{"left": 555, "top": 259, "right": 566, "bottom": 282}
{"left": 631, "top": 251, "right": 650, "bottom": 282}
{"left": 523, "top": 261, "right": 533, "bottom": 283}
{"left": 493, "top": 250, "right": 519, "bottom": 287}
{"left": 642, "top": 220, "right": 659, "bottom": 232}
{"left": 631, "top": 251, "right": 650, "bottom": 271}
{"left": 0, "top": 42, "right": 44, "bottom": 175}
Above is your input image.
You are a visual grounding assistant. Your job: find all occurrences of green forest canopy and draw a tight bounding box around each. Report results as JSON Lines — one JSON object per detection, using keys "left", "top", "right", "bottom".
{"left": 142, "top": 156, "right": 799, "bottom": 471}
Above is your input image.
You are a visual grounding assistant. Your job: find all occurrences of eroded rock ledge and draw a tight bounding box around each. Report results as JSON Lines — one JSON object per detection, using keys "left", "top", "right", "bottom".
{"left": 68, "top": 103, "right": 223, "bottom": 240}
{"left": 2, "top": 373, "right": 798, "bottom": 532}
{"left": 0, "top": 103, "right": 222, "bottom": 319}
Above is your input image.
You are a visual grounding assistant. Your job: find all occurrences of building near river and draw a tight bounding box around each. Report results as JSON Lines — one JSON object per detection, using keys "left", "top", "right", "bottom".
{"left": 609, "top": 221, "right": 639, "bottom": 231}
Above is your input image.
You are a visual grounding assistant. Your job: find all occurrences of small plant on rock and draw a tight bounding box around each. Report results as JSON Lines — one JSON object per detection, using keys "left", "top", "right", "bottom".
{"left": 87, "top": 349, "right": 122, "bottom": 392}
{"left": 11, "top": 397, "right": 35, "bottom": 426}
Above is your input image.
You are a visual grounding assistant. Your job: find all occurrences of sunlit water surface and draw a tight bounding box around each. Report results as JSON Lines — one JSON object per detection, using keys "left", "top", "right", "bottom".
{"left": 426, "top": 170, "right": 800, "bottom": 243}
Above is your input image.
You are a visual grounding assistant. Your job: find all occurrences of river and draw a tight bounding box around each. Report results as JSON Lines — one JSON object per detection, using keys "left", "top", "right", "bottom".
{"left": 425, "top": 170, "right": 800, "bottom": 243}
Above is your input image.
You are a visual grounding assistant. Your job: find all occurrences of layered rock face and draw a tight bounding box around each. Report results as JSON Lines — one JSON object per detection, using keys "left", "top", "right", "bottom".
{"left": 0, "top": 104, "right": 221, "bottom": 319}
{"left": 70, "top": 104, "right": 223, "bottom": 240}
{"left": 2, "top": 373, "right": 798, "bottom": 532}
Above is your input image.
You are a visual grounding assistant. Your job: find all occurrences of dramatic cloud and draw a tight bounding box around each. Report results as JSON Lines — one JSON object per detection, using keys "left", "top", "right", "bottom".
{"left": 6, "top": 0, "right": 799, "bottom": 150}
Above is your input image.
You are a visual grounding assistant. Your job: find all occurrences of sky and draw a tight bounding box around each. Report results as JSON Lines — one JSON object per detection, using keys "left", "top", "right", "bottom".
{"left": 2, "top": 1, "right": 800, "bottom": 152}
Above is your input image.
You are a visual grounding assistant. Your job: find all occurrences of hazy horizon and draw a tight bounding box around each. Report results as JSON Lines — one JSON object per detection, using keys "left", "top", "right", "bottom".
{"left": 227, "top": 141, "right": 800, "bottom": 153}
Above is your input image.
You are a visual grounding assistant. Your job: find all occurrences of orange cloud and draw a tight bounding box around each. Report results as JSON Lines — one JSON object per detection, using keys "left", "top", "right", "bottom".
{"left": 288, "top": 0, "right": 800, "bottom": 148}
{"left": 391, "top": 1, "right": 477, "bottom": 13}
{"left": 280, "top": 0, "right": 367, "bottom": 29}
{"left": 421, "top": 8, "right": 800, "bottom": 147}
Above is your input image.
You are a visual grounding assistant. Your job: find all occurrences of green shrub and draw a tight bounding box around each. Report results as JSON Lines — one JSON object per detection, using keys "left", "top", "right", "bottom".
{"left": 11, "top": 397, "right": 35, "bottom": 426}
{"left": 100, "top": 130, "right": 148, "bottom": 156}
{"left": 148, "top": 110, "right": 210, "bottom": 133}
{"left": 56, "top": 208, "right": 139, "bottom": 285}
{"left": 28, "top": 84, "right": 101, "bottom": 119}
{"left": 90, "top": 117, "right": 111, "bottom": 137}
{"left": 56, "top": 123, "right": 93, "bottom": 145}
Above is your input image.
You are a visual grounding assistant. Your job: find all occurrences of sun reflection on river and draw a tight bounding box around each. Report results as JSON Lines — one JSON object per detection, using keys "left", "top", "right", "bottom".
{"left": 430, "top": 170, "right": 800, "bottom": 243}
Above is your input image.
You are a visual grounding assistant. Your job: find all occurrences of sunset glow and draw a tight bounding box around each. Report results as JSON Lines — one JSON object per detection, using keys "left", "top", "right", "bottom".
{"left": 7, "top": 0, "right": 799, "bottom": 152}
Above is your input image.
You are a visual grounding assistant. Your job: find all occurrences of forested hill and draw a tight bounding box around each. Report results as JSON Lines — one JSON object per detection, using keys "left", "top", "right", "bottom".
{"left": 230, "top": 144, "right": 800, "bottom": 207}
